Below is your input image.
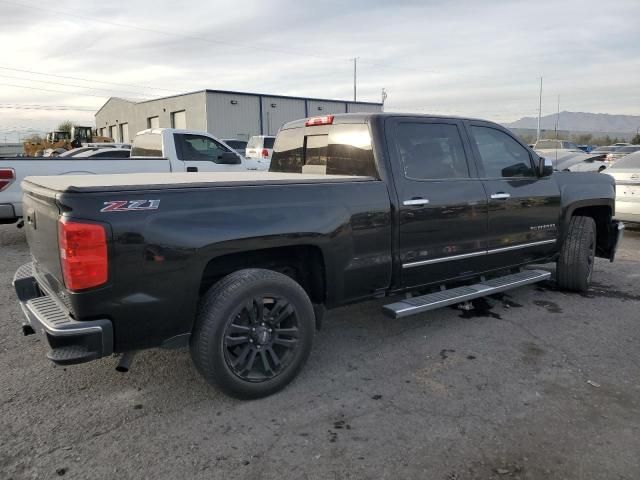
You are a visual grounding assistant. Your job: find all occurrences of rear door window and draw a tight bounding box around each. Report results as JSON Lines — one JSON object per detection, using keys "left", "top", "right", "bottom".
{"left": 393, "top": 122, "right": 470, "bottom": 180}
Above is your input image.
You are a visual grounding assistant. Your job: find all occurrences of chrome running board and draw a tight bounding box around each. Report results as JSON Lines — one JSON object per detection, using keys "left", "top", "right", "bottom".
{"left": 382, "top": 269, "right": 551, "bottom": 319}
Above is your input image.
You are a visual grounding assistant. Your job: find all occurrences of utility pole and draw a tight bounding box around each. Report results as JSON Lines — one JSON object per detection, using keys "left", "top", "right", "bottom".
{"left": 381, "top": 88, "right": 387, "bottom": 107}
{"left": 555, "top": 95, "right": 560, "bottom": 139}
{"left": 353, "top": 57, "right": 358, "bottom": 102}
{"left": 536, "top": 76, "right": 543, "bottom": 142}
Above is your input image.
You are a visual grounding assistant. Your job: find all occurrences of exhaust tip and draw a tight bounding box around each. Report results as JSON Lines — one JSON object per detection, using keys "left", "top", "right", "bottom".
{"left": 116, "top": 351, "right": 136, "bottom": 373}
{"left": 22, "top": 325, "right": 36, "bottom": 336}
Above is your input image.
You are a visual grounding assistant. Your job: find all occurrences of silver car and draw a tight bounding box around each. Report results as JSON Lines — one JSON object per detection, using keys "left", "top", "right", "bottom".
{"left": 605, "top": 151, "right": 640, "bottom": 224}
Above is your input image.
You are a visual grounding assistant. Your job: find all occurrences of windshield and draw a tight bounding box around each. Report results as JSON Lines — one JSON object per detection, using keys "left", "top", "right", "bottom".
{"left": 610, "top": 151, "right": 640, "bottom": 169}
{"left": 263, "top": 137, "right": 275, "bottom": 149}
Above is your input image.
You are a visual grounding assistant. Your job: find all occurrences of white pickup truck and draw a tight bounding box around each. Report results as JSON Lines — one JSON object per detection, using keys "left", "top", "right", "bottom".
{"left": 0, "top": 128, "right": 248, "bottom": 224}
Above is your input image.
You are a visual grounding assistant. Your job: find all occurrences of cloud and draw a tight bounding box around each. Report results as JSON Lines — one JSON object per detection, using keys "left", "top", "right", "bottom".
{"left": 0, "top": 0, "right": 638, "bottom": 140}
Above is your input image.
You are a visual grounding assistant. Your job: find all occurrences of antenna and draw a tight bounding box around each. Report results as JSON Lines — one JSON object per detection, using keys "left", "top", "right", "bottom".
{"left": 536, "top": 76, "right": 543, "bottom": 142}
{"left": 353, "top": 58, "right": 358, "bottom": 102}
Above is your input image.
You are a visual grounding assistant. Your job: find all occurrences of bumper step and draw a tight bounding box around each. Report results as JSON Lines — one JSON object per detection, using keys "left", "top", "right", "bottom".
{"left": 47, "top": 345, "right": 99, "bottom": 365}
{"left": 383, "top": 269, "right": 551, "bottom": 319}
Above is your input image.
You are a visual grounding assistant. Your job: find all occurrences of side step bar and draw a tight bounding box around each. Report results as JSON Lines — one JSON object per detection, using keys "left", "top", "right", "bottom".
{"left": 382, "top": 269, "right": 551, "bottom": 319}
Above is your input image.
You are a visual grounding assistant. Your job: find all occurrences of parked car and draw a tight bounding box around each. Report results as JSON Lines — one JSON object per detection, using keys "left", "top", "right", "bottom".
{"left": 612, "top": 142, "right": 631, "bottom": 147}
{"left": 605, "top": 151, "right": 640, "bottom": 224}
{"left": 605, "top": 145, "right": 640, "bottom": 166}
{"left": 590, "top": 145, "right": 622, "bottom": 158}
{"left": 12, "top": 113, "right": 623, "bottom": 399}
{"left": 577, "top": 144, "right": 595, "bottom": 153}
{"left": 244, "top": 135, "right": 276, "bottom": 170}
{"left": 534, "top": 139, "right": 583, "bottom": 152}
{"left": 59, "top": 144, "right": 131, "bottom": 158}
{"left": 543, "top": 150, "right": 607, "bottom": 172}
{"left": 0, "top": 128, "right": 247, "bottom": 225}
{"left": 72, "top": 148, "right": 131, "bottom": 158}
{"left": 222, "top": 139, "right": 248, "bottom": 155}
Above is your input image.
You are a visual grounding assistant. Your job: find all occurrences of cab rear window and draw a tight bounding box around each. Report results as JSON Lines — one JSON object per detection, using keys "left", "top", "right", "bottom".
{"left": 270, "top": 124, "right": 377, "bottom": 177}
{"left": 131, "top": 133, "right": 162, "bottom": 157}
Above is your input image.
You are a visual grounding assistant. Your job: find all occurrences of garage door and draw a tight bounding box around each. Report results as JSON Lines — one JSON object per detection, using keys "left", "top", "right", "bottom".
{"left": 148, "top": 116, "right": 160, "bottom": 129}
{"left": 119, "top": 123, "right": 130, "bottom": 143}
{"left": 109, "top": 125, "right": 118, "bottom": 142}
{"left": 171, "top": 110, "right": 186, "bottom": 129}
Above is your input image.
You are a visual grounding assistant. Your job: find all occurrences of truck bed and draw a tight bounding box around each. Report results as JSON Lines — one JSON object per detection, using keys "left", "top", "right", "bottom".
{"left": 23, "top": 171, "right": 375, "bottom": 193}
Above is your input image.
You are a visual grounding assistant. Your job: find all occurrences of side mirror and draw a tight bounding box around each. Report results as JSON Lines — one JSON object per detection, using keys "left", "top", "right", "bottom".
{"left": 217, "top": 151, "right": 241, "bottom": 165}
{"left": 538, "top": 156, "right": 553, "bottom": 176}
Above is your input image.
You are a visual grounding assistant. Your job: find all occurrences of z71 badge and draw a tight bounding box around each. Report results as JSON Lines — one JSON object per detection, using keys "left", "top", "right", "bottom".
{"left": 100, "top": 200, "right": 160, "bottom": 212}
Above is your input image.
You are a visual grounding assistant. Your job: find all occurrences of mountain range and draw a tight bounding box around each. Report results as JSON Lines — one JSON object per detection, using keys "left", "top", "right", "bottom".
{"left": 505, "top": 111, "right": 640, "bottom": 134}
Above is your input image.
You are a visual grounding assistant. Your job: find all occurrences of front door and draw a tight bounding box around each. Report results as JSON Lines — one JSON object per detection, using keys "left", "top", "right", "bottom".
{"left": 173, "top": 133, "right": 244, "bottom": 172}
{"left": 466, "top": 122, "right": 561, "bottom": 269}
{"left": 386, "top": 118, "right": 489, "bottom": 288}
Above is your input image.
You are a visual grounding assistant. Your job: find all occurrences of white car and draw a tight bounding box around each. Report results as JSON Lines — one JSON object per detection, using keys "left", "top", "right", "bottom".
{"left": 606, "top": 151, "right": 640, "bottom": 224}
{"left": 59, "top": 144, "right": 131, "bottom": 157}
{"left": 72, "top": 148, "right": 131, "bottom": 158}
{"left": 244, "top": 135, "right": 275, "bottom": 171}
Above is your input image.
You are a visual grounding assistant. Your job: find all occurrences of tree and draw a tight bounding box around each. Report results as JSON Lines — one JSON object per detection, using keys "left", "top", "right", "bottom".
{"left": 631, "top": 134, "right": 640, "bottom": 144}
{"left": 23, "top": 134, "right": 43, "bottom": 143}
{"left": 57, "top": 120, "right": 75, "bottom": 133}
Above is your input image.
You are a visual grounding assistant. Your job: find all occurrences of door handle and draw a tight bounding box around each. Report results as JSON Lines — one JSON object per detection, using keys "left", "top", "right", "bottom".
{"left": 187, "top": 167, "right": 198, "bottom": 172}
{"left": 403, "top": 198, "right": 430, "bottom": 206}
{"left": 490, "top": 193, "right": 511, "bottom": 199}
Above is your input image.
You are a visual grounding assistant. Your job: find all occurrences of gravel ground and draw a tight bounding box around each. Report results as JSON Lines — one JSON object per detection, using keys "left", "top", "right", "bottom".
{"left": 1, "top": 224, "right": 639, "bottom": 480}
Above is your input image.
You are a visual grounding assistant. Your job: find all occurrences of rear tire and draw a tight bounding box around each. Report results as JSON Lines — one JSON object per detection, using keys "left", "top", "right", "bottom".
{"left": 190, "top": 268, "right": 315, "bottom": 399}
{"left": 556, "top": 216, "right": 596, "bottom": 292}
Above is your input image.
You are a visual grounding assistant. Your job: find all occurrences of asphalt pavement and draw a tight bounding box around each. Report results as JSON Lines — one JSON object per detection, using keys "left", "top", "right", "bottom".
{"left": 1, "top": 225, "right": 639, "bottom": 480}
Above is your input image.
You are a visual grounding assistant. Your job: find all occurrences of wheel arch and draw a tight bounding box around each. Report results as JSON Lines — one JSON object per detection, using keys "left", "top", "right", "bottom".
{"left": 562, "top": 201, "right": 613, "bottom": 258}
{"left": 198, "top": 244, "right": 327, "bottom": 307}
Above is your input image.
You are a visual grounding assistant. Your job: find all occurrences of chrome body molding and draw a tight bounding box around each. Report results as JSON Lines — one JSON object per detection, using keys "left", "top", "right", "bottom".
{"left": 403, "top": 239, "right": 556, "bottom": 269}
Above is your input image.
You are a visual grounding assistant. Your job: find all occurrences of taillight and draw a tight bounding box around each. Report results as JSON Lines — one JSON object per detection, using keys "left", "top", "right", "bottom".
{"left": 58, "top": 219, "right": 108, "bottom": 291}
{"left": 261, "top": 148, "right": 269, "bottom": 158}
{"left": 0, "top": 168, "right": 15, "bottom": 192}
{"left": 305, "top": 115, "right": 334, "bottom": 127}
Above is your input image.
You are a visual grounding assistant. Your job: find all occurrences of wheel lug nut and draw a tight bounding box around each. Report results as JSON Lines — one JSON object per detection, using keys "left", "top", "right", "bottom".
{"left": 249, "top": 339, "right": 253, "bottom": 343}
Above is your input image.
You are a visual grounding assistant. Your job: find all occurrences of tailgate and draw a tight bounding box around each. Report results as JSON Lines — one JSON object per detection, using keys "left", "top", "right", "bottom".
{"left": 22, "top": 188, "right": 64, "bottom": 286}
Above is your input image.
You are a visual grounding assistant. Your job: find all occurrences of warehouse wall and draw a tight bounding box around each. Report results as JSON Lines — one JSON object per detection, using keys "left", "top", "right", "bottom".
{"left": 306, "top": 100, "right": 347, "bottom": 116}
{"left": 347, "top": 102, "right": 383, "bottom": 113}
{"left": 96, "top": 91, "right": 383, "bottom": 142}
{"left": 206, "top": 92, "right": 261, "bottom": 140}
{"left": 135, "top": 92, "right": 207, "bottom": 134}
{"left": 95, "top": 92, "right": 207, "bottom": 141}
{"left": 95, "top": 98, "right": 136, "bottom": 142}
{"left": 261, "top": 96, "right": 306, "bottom": 136}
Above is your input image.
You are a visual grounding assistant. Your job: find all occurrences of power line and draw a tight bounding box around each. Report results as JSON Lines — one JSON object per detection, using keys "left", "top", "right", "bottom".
{"left": 0, "top": 66, "right": 178, "bottom": 94}
{"left": 0, "top": 82, "right": 112, "bottom": 99}
{"left": 0, "top": 104, "right": 97, "bottom": 111}
{"left": 0, "top": 74, "right": 153, "bottom": 98}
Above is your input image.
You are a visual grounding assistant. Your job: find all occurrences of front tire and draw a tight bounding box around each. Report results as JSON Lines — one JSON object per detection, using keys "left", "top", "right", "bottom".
{"left": 556, "top": 216, "right": 596, "bottom": 292}
{"left": 190, "top": 269, "right": 315, "bottom": 399}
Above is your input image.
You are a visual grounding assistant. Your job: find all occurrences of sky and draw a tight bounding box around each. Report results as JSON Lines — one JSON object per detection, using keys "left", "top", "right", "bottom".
{"left": 0, "top": 0, "right": 639, "bottom": 142}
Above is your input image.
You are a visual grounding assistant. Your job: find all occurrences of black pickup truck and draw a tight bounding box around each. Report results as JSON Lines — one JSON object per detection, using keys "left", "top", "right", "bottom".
{"left": 13, "top": 113, "right": 624, "bottom": 398}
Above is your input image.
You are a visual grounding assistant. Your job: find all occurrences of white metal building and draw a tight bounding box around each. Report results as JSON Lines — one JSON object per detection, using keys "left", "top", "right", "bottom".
{"left": 95, "top": 90, "right": 383, "bottom": 143}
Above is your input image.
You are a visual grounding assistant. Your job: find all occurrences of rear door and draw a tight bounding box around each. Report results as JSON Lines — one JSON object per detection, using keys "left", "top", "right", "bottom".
{"left": 386, "top": 117, "right": 489, "bottom": 288}
{"left": 466, "top": 121, "right": 561, "bottom": 268}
